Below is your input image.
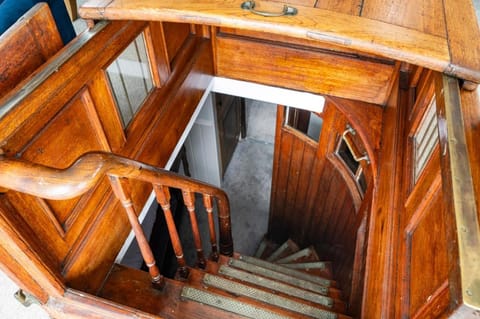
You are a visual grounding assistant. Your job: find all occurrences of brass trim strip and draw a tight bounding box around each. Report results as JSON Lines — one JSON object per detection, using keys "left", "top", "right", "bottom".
{"left": 438, "top": 75, "right": 480, "bottom": 310}
{"left": 0, "top": 21, "right": 108, "bottom": 119}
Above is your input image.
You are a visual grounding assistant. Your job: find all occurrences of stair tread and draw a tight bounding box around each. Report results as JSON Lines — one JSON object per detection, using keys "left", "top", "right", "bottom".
{"left": 266, "top": 239, "right": 300, "bottom": 262}
{"left": 217, "top": 264, "right": 346, "bottom": 311}
{"left": 275, "top": 246, "right": 320, "bottom": 264}
{"left": 201, "top": 274, "right": 341, "bottom": 319}
{"left": 181, "top": 287, "right": 295, "bottom": 319}
{"left": 235, "top": 255, "right": 337, "bottom": 288}
{"left": 278, "top": 261, "right": 334, "bottom": 279}
{"left": 185, "top": 267, "right": 315, "bottom": 318}
{"left": 254, "top": 237, "right": 279, "bottom": 260}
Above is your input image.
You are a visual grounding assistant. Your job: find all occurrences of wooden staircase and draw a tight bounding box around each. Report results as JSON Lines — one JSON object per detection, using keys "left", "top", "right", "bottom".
{"left": 177, "top": 238, "right": 352, "bottom": 319}
{"left": 0, "top": 152, "right": 352, "bottom": 318}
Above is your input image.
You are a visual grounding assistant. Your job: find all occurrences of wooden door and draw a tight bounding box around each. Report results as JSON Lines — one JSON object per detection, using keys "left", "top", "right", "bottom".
{"left": 394, "top": 71, "right": 480, "bottom": 318}
{"left": 395, "top": 74, "right": 450, "bottom": 317}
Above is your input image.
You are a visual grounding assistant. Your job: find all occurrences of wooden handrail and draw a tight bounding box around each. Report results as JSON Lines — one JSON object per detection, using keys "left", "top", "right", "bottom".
{"left": 0, "top": 151, "right": 234, "bottom": 283}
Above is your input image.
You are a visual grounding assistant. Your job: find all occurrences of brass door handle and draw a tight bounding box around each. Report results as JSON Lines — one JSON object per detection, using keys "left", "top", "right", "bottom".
{"left": 241, "top": 1, "right": 298, "bottom": 17}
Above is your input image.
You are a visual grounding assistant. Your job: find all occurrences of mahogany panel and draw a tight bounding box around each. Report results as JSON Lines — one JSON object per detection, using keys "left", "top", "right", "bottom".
{"left": 0, "top": 21, "right": 148, "bottom": 150}
{"left": 442, "top": 0, "right": 480, "bottom": 85}
{"left": 215, "top": 35, "right": 395, "bottom": 105}
{"left": 21, "top": 91, "right": 109, "bottom": 221}
{"left": 362, "top": 78, "right": 403, "bottom": 319}
{"left": 1, "top": 90, "right": 112, "bottom": 267}
{"left": 79, "top": 0, "right": 453, "bottom": 81}
{"left": 0, "top": 19, "right": 183, "bottom": 300}
{"left": 0, "top": 3, "right": 63, "bottom": 99}
{"left": 405, "top": 187, "right": 449, "bottom": 316}
{"left": 271, "top": 0, "right": 316, "bottom": 6}
{"left": 269, "top": 100, "right": 372, "bottom": 304}
{"left": 315, "top": 0, "right": 361, "bottom": 15}
{"left": 162, "top": 22, "right": 191, "bottom": 64}
{"left": 361, "top": 0, "right": 447, "bottom": 38}
{"left": 63, "top": 39, "right": 214, "bottom": 293}
{"left": 87, "top": 71, "right": 126, "bottom": 153}
{"left": 268, "top": 124, "right": 295, "bottom": 243}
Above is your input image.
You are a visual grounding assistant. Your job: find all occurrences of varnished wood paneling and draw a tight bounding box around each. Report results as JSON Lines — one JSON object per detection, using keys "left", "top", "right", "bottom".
{"left": 0, "top": 21, "right": 148, "bottom": 151}
{"left": 63, "top": 39, "right": 214, "bottom": 293}
{"left": 87, "top": 71, "right": 126, "bottom": 153}
{"left": 362, "top": 77, "right": 403, "bottom": 318}
{"left": 79, "top": 0, "right": 454, "bottom": 81}
{"left": 20, "top": 90, "right": 110, "bottom": 226}
{"left": 0, "top": 18, "right": 186, "bottom": 299}
{"left": 315, "top": 0, "right": 361, "bottom": 15}
{"left": 442, "top": 0, "right": 480, "bottom": 84}
{"left": 404, "top": 183, "right": 448, "bottom": 316}
{"left": 163, "top": 22, "right": 191, "bottom": 63}
{"left": 269, "top": 100, "right": 374, "bottom": 306}
{"left": 215, "top": 35, "right": 395, "bottom": 105}
{"left": 361, "top": 0, "right": 447, "bottom": 38}
{"left": 0, "top": 4, "right": 63, "bottom": 100}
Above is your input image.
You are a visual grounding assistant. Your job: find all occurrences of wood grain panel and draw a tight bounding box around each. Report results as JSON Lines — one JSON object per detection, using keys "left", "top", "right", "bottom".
{"left": 79, "top": 0, "right": 453, "bottom": 81}
{"left": 162, "top": 22, "right": 191, "bottom": 63}
{"left": 268, "top": 126, "right": 294, "bottom": 242}
{"left": 20, "top": 90, "right": 110, "bottom": 225}
{"left": 361, "top": 0, "right": 447, "bottom": 37}
{"left": 442, "top": 0, "right": 480, "bottom": 83}
{"left": 269, "top": 100, "right": 371, "bottom": 305}
{"left": 215, "top": 35, "right": 395, "bottom": 105}
{"left": 404, "top": 183, "right": 449, "bottom": 316}
{"left": 0, "top": 3, "right": 63, "bottom": 100}
{"left": 315, "top": 0, "right": 361, "bottom": 15}
{"left": 272, "top": 0, "right": 316, "bottom": 6}
{"left": 63, "top": 39, "right": 214, "bottom": 293}
{"left": 362, "top": 78, "right": 403, "bottom": 318}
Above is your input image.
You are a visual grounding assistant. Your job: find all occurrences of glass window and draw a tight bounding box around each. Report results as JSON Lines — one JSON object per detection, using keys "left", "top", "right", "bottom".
{"left": 335, "top": 125, "right": 369, "bottom": 197}
{"left": 284, "top": 106, "right": 323, "bottom": 142}
{"left": 106, "top": 33, "right": 153, "bottom": 128}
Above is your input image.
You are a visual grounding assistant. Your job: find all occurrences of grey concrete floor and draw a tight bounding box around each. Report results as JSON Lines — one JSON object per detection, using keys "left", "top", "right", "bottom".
{"left": 178, "top": 99, "right": 276, "bottom": 265}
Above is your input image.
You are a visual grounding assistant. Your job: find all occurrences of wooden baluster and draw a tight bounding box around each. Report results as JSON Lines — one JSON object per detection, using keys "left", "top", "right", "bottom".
{"left": 217, "top": 197, "right": 234, "bottom": 256}
{"left": 202, "top": 194, "right": 219, "bottom": 261}
{"left": 182, "top": 190, "right": 206, "bottom": 269}
{"left": 109, "top": 177, "right": 164, "bottom": 290}
{"left": 153, "top": 185, "right": 189, "bottom": 279}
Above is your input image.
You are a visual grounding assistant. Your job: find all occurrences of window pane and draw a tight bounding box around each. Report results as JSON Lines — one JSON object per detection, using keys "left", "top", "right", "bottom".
{"left": 285, "top": 107, "right": 323, "bottom": 142}
{"left": 106, "top": 33, "right": 153, "bottom": 128}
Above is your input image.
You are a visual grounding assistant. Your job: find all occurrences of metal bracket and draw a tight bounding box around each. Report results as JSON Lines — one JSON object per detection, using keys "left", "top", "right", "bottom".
{"left": 14, "top": 289, "right": 40, "bottom": 307}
